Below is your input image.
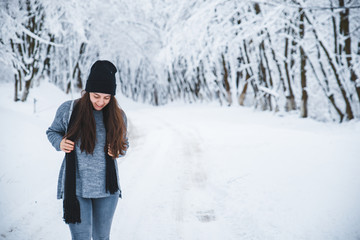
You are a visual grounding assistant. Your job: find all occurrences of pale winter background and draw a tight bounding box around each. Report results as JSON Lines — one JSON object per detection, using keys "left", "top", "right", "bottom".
{"left": 1, "top": 0, "right": 360, "bottom": 239}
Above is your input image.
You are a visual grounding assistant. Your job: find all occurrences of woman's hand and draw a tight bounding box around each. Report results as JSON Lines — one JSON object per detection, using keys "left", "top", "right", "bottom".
{"left": 108, "top": 145, "right": 119, "bottom": 158}
{"left": 60, "top": 138, "right": 75, "bottom": 153}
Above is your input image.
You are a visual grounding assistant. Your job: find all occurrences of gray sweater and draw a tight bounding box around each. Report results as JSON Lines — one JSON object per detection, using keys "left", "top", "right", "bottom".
{"left": 46, "top": 100, "right": 128, "bottom": 199}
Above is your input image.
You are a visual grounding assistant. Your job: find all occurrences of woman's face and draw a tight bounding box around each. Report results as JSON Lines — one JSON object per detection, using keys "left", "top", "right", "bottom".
{"left": 89, "top": 92, "right": 111, "bottom": 111}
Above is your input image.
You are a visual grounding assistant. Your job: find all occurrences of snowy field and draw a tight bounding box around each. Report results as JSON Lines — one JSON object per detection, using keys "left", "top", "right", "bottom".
{"left": 1, "top": 81, "right": 360, "bottom": 240}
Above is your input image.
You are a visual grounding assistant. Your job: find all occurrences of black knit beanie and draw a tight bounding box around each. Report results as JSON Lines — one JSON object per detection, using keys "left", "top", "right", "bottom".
{"left": 85, "top": 60, "right": 117, "bottom": 95}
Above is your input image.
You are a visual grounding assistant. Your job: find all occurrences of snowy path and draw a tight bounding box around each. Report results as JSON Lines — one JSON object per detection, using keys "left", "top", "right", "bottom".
{"left": 112, "top": 106, "right": 360, "bottom": 240}
{"left": 114, "top": 108, "right": 235, "bottom": 240}
{"left": 1, "top": 92, "right": 360, "bottom": 239}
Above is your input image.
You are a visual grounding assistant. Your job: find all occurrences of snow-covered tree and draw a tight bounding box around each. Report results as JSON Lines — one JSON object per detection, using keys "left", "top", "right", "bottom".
{"left": 1, "top": 0, "right": 359, "bottom": 121}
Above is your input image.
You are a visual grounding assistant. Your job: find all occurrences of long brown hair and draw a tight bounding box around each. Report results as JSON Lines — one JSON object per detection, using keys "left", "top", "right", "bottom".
{"left": 65, "top": 92, "right": 127, "bottom": 158}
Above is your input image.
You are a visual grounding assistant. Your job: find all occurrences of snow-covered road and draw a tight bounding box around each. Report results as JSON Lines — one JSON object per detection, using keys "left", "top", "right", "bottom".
{"left": 1, "top": 85, "right": 360, "bottom": 239}
{"left": 112, "top": 106, "right": 360, "bottom": 240}
{"left": 115, "top": 108, "right": 234, "bottom": 240}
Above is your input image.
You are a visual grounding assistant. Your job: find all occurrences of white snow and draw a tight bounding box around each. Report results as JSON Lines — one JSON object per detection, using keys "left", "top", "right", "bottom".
{"left": 1, "top": 82, "right": 360, "bottom": 240}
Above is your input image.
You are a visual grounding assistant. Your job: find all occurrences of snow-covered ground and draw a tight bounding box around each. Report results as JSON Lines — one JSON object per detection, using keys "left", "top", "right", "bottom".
{"left": 1, "top": 82, "right": 360, "bottom": 240}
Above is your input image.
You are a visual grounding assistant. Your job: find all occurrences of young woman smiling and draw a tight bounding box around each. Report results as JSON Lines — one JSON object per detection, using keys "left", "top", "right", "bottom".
{"left": 46, "top": 60, "right": 129, "bottom": 240}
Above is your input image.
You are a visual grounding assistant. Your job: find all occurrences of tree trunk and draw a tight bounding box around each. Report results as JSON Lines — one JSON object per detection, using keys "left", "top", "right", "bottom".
{"left": 14, "top": 75, "right": 19, "bottom": 102}
{"left": 21, "top": 80, "right": 32, "bottom": 102}
{"left": 339, "top": 0, "right": 360, "bottom": 102}
{"left": 258, "top": 45, "right": 270, "bottom": 110}
{"left": 300, "top": 8, "right": 308, "bottom": 118}
{"left": 238, "top": 80, "right": 249, "bottom": 106}
{"left": 153, "top": 84, "right": 159, "bottom": 106}
{"left": 330, "top": 2, "right": 340, "bottom": 65}
{"left": 284, "top": 31, "right": 296, "bottom": 111}
{"left": 221, "top": 54, "right": 232, "bottom": 106}
{"left": 242, "top": 40, "right": 258, "bottom": 103}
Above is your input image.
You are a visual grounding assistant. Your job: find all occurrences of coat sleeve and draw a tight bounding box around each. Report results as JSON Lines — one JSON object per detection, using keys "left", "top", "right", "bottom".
{"left": 46, "top": 101, "right": 71, "bottom": 151}
{"left": 119, "top": 111, "right": 129, "bottom": 158}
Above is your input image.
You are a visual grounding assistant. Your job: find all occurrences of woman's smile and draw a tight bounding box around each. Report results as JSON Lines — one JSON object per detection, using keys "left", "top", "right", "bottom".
{"left": 90, "top": 92, "right": 111, "bottom": 110}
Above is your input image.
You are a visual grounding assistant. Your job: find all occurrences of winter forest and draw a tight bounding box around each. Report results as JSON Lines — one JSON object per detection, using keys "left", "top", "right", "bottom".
{"left": 1, "top": 1, "right": 360, "bottom": 239}
{"left": 1, "top": 0, "right": 360, "bottom": 122}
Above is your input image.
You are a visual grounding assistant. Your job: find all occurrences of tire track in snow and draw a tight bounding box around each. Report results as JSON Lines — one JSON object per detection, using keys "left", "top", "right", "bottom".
{"left": 167, "top": 120, "right": 234, "bottom": 240}
{"left": 112, "top": 109, "right": 236, "bottom": 240}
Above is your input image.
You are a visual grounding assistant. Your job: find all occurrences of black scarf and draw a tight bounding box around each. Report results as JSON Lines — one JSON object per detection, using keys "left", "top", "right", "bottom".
{"left": 63, "top": 101, "right": 119, "bottom": 224}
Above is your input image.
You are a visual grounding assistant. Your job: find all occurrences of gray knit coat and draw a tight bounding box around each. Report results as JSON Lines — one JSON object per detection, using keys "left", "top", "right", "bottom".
{"left": 46, "top": 100, "right": 128, "bottom": 199}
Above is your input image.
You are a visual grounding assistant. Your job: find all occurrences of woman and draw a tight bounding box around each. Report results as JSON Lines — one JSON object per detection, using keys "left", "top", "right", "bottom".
{"left": 46, "top": 60, "right": 128, "bottom": 239}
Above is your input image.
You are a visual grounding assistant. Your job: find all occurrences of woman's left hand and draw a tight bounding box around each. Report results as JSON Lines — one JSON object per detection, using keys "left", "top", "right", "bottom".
{"left": 108, "top": 145, "right": 118, "bottom": 158}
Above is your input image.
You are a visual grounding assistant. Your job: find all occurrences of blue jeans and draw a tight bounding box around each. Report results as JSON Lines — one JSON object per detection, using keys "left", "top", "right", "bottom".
{"left": 68, "top": 195, "right": 118, "bottom": 240}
